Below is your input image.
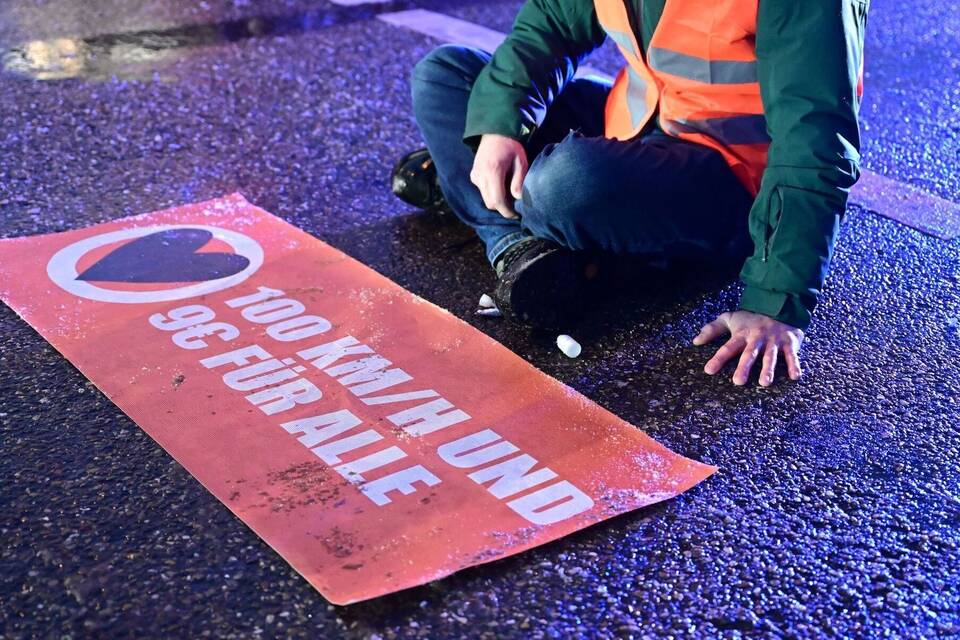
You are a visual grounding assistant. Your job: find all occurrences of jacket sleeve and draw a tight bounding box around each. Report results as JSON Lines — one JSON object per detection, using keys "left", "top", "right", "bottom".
{"left": 463, "top": 0, "right": 607, "bottom": 146}
{"left": 738, "top": 0, "right": 868, "bottom": 330}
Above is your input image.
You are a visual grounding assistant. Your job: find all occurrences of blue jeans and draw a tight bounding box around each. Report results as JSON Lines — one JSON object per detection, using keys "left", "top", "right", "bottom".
{"left": 410, "top": 45, "right": 753, "bottom": 266}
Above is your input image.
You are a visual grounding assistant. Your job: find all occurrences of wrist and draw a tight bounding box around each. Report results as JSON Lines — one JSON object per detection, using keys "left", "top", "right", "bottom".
{"left": 739, "top": 286, "right": 813, "bottom": 331}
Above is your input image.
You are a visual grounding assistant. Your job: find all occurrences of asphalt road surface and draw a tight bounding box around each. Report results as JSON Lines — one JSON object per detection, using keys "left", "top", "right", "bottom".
{"left": 1, "top": 0, "right": 958, "bottom": 638}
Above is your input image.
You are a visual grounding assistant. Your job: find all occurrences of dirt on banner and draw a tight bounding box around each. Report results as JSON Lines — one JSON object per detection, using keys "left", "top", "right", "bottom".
{"left": 0, "top": 194, "right": 716, "bottom": 604}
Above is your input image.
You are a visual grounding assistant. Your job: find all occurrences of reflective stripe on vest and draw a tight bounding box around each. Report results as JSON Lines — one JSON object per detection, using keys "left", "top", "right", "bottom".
{"left": 607, "top": 26, "right": 649, "bottom": 128}
{"left": 625, "top": 67, "right": 648, "bottom": 129}
{"left": 605, "top": 28, "right": 639, "bottom": 58}
{"left": 663, "top": 114, "right": 771, "bottom": 146}
{"left": 648, "top": 47, "right": 758, "bottom": 84}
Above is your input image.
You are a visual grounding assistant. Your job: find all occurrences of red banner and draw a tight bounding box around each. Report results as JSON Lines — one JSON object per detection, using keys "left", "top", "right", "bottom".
{"left": 0, "top": 194, "right": 715, "bottom": 604}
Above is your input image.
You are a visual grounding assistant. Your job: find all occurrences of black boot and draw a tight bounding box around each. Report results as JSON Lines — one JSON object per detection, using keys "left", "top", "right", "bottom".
{"left": 492, "top": 238, "right": 602, "bottom": 329}
{"left": 390, "top": 148, "right": 449, "bottom": 213}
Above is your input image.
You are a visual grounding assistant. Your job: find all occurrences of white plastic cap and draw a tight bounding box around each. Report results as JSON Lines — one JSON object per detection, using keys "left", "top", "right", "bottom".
{"left": 556, "top": 334, "right": 581, "bottom": 358}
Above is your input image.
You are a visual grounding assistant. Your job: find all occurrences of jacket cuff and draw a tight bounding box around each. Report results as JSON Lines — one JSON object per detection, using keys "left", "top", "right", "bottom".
{"left": 463, "top": 121, "right": 535, "bottom": 152}
{"left": 739, "top": 285, "right": 813, "bottom": 330}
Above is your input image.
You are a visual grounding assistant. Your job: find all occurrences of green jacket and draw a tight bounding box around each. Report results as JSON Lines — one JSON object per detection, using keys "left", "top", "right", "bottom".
{"left": 464, "top": 0, "right": 868, "bottom": 329}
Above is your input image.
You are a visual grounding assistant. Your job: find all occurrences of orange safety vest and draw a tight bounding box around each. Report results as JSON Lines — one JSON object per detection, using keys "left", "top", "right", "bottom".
{"left": 595, "top": 0, "right": 768, "bottom": 196}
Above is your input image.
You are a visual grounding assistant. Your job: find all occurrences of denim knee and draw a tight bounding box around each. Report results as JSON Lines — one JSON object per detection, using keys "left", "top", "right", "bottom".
{"left": 411, "top": 45, "right": 489, "bottom": 95}
{"left": 520, "top": 135, "right": 603, "bottom": 247}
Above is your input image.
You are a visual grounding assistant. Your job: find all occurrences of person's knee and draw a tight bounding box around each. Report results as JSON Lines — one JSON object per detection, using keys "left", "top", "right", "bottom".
{"left": 521, "top": 136, "right": 603, "bottom": 239}
{"left": 411, "top": 45, "right": 488, "bottom": 93}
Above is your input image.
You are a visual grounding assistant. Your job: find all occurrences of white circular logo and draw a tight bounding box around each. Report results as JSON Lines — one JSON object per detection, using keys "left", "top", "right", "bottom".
{"left": 47, "top": 224, "right": 264, "bottom": 303}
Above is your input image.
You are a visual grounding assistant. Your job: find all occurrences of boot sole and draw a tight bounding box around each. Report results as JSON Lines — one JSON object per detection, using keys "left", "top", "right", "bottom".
{"left": 495, "top": 249, "right": 596, "bottom": 330}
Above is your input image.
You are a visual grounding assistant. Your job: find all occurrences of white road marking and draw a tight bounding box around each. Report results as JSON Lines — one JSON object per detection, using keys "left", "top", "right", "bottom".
{"left": 850, "top": 170, "right": 959, "bottom": 239}
{"left": 379, "top": 8, "right": 959, "bottom": 237}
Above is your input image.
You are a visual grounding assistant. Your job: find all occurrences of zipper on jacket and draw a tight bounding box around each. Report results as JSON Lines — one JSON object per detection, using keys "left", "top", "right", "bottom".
{"left": 763, "top": 187, "right": 782, "bottom": 262}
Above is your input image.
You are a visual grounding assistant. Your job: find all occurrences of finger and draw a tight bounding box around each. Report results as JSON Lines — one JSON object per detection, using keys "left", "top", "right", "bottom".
{"left": 490, "top": 185, "right": 518, "bottom": 219}
{"left": 704, "top": 336, "right": 746, "bottom": 375}
{"left": 481, "top": 177, "right": 515, "bottom": 219}
{"left": 758, "top": 342, "right": 779, "bottom": 387}
{"left": 495, "top": 203, "right": 519, "bottom": 220}
{"left": 732, "top": 337, "right": 764, "bottom": 386}
{"left": 510, "top": 153, "right": 528, "bottom": 199}
{"left": 783, "top": 341, "right": 803, "bottom": 380}
{"left": 693, "top": 317, "right": 729, "bottom": 346}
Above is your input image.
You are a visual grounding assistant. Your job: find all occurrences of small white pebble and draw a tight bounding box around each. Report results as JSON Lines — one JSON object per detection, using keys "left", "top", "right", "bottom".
{"left": 476, "top": 307, "right": 502, "bottom": 317}
{"left": 478, "top": 293, "right": 496, "bottom": 309}
{"left": 556, "top": 334, "right": 581, "bottom": 358}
